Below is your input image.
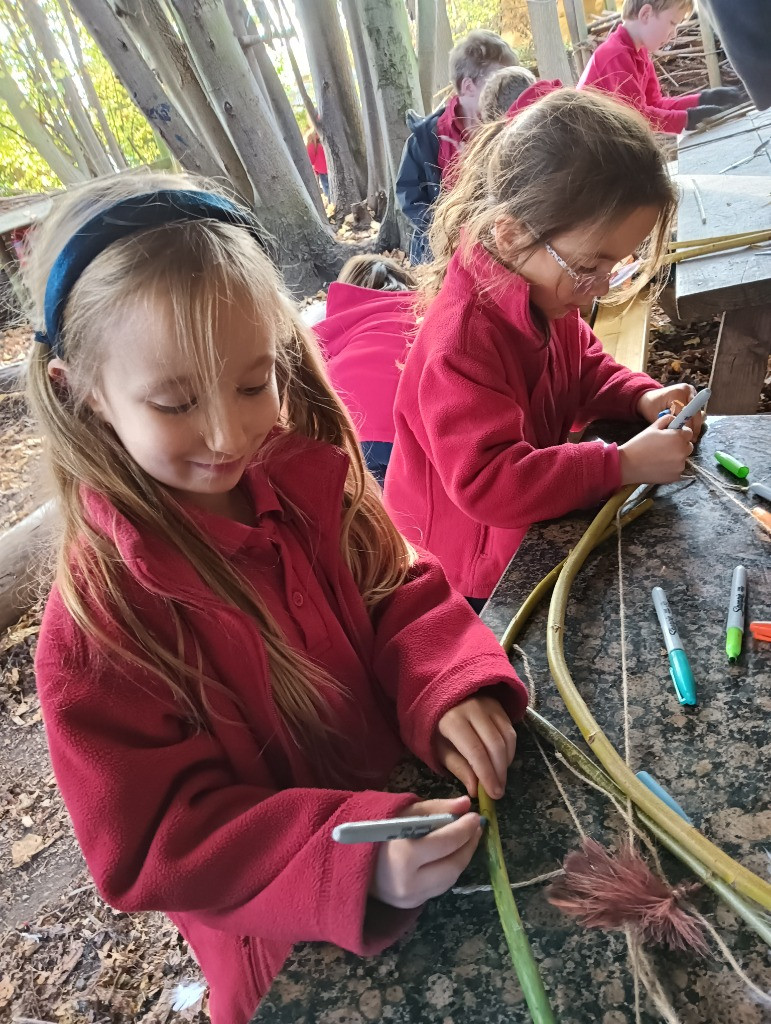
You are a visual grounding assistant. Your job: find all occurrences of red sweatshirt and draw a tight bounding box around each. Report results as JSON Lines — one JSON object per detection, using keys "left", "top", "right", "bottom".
{"left": 577, "top": 24, "right": 699, "bottom": 133}
{"left": 383, "top": 243, "right": 659, "bottom": 599}
{"left": 314, "top": 282, "right": 417, "bottom": 443}
{"left": 306, "top": 138, "right": 328, "bottom": 175}
{"left": 35, "top": 431, "right": 528, "bottom": 1024}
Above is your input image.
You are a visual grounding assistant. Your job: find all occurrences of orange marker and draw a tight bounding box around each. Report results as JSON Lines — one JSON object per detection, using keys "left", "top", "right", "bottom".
{"left": 749, "top": 621, "right": 771, "bottom": 642}
{"left": 752, "top": 506, "right": 771, "bottom": 533}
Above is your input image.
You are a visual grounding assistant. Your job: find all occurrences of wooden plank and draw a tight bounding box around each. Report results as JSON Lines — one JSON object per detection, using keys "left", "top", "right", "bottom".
{"left": 679, "top": 107, "right": 771, "bottom": 152}
{"left": 708, "top": 305, "right": 771, "bottom": 415}
{"left": 678, "top": 125, "right": 771, "bottom": 177}
{"left": 592, "top": 292, "right": 650, "bottom": 372}
{"left": 697, "top": 8, "right": 721, "bottom": 88}
{"left": 674, "top": 174, "right": 771, "bottom": 320}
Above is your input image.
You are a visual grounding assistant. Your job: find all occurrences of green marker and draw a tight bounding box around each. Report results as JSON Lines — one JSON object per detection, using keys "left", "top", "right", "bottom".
{"left": 715, "top": 451, "right": 749, "bottom": 479}
{"left": 726, "top": 565, "right": 747, "bottom": 663}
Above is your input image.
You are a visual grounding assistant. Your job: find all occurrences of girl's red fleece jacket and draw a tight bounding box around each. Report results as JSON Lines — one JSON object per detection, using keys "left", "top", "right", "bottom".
{"left": 314, "top": 282, "right": 416, "bottom": 444}
{"left": 35, "top": 431, "right": 528, "bottom": 1024}
{"left": 383, "top": 243, "right": 659, "bottom": 599}
{"left": 577, "top": 24, "right": 699, "bottom": 133}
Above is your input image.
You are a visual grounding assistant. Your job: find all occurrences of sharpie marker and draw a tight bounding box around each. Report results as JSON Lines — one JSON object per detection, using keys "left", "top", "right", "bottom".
{"left": 726, "top": 565, "right": 747, "bottom": 663}
{"left": 332, "top": 813, "right": 487, "bottom": 844}
{"left": 652, "top": 586, "right": 697, "bottom": 706}
{"left": 748, "top": 481, "right": 771, "bottom": 503}
{"left": 622, "top": 388, "right": 711, "bottom": 514}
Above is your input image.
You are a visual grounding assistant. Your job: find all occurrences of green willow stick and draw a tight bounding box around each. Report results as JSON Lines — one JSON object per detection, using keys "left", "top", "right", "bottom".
{"left": 546, "top": 485, "right": 771, "bottom": 910}
{"left": 496, "top": 501, "right": 771, "bottom": 945}
{"left": 477, "top": 783, "right": 557, "bottom": 1024}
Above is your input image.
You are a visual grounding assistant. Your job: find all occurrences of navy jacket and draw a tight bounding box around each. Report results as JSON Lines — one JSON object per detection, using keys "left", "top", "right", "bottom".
{"left": 699, "top": 0, "right": 770, "bottom": 110}
{"left": 395, "top": 106, "right": 444, "bottom": 265}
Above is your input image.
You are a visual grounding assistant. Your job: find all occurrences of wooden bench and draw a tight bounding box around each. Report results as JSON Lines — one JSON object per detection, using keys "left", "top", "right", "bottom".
{"left": 592, "top": 289, "right": 651, "bottom": 372}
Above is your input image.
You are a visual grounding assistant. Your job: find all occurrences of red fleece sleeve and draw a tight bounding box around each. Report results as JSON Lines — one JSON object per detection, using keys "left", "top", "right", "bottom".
{"left": 415, "top": 341, "right": 623, "bottom": 531}
{"left": 574, "top": 317, "right": 660, "bottom": 428}
{"left": 371, "top": 551, "right": 529, "bottom": 769}
{"left": 586, "top": 47, "right": 693, "bottom": 132}
{"left": 35, "top": 609, "right": 419, "bottom": 953}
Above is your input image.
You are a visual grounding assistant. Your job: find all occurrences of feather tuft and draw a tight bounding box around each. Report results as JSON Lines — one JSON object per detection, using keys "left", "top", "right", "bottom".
{"left": 548, "top": 839, "right": 709, "bottom": 955}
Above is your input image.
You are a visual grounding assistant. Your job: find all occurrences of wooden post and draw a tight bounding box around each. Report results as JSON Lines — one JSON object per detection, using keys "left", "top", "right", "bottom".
{"left": 697, "top": 6, "right": 722, "bottom": 88}
{"left": 526, "top": 0, "right": 574, "bottom": 84}
{"left": 563, "top": 0, "right": 589, "bottom": 75}
{"left": 708, "top": 306, "right": 771, "bottom": 415}
{"left": 0, "top": 502, "right": 56, "bottom": 631}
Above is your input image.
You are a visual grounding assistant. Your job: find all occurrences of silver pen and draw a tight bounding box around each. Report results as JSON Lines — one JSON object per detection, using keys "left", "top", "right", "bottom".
{"left": 333, "top": 813, "right": 476, "bottom": 844}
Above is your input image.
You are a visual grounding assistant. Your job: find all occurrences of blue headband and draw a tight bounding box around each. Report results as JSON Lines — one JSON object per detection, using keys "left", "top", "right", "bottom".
{"left": 36, "top": 190, "right": 268, "bottom": 357}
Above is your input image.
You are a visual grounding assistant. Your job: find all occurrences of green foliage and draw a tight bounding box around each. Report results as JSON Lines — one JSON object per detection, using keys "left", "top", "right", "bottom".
{"left": 0, "top": 0, "right": 160, "bottom": 195}
{"left": 448, "top": 0, "right": 503, "bottom": 37}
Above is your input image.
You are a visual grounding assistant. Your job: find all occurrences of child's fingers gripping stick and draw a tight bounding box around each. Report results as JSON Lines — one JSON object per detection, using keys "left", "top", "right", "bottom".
{"left": 435, "top": 696, "right": 517, "bottom": 801}
{"left": 370, "top": 795, "right": 483, "bottom": 909}
{"left": 619, "top": 417, "right": 694, "bottom": 486}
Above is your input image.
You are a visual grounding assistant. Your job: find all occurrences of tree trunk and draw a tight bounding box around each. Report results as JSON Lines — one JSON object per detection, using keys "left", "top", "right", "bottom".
{"left": 526, "top": 0, "right": 574, "bottom": 83}
{"left": 416, "top": 0, "right": 436, "bottom": 112}
{"left": 0, "top": 502, "right": 56, "bottom": 632}
{"left": 0, "top": 64, "right": 85, "bottom": 184}
{"left": 23, "top": 0, "right": 114, "bottom": 175}
{"left": 360, "top": 0, "right": 423, "bottom": 184}
{"left": 166, "top": 0, "right": 346, "bottom": 294}
{"left": 293, "top": 0, "right": 367, "bottom": 216}
{"left": 70, "top": 0, "right": 228, "bottom": 181}
{"left": 117, "top": 0, "right": 254, "bottom": 202}
{"left": 224, "top": 0, "right": 324, "bottom": 216}
{"left": 59, "top": 0, "right": 128, "bottom": 169}
{"left": 341, "top": 0, "right": 388, "bottom": 213}
{"left": 563, "top": 0, "right": 588, "bottom": 75}
{"left": 434, "top": 0, "right": 453, "bottom": 99}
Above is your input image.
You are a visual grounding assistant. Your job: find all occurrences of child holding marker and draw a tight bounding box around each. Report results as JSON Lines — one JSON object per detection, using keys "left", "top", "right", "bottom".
{"left": 384, "top": 90, "right": 705, "bottom": 607}
{"left": 27, "top": 175, "right": 529, "bottom": 1023}
{"left": 577, "top": 0, "right": 744, "bottom": 133}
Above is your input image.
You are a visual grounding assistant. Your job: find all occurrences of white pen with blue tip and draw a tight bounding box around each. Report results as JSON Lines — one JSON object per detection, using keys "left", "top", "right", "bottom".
{"left": 333, "top": 812, "right": 487, "bottom": 844}
{"left": 652, "top": 586, "right": 697, "bottom": 706}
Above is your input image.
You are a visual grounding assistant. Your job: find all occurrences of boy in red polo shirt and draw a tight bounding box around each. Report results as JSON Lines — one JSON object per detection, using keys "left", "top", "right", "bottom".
{"left": 578, "top": 0, "right": 744, "bottom": 133}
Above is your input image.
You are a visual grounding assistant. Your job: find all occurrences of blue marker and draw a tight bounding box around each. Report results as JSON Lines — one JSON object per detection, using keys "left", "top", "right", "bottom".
{"left": 652, "top": 586, "right": 697, "bottom": 706}
{"left": 636, "top": 771, "right": 693, "bottom": 824}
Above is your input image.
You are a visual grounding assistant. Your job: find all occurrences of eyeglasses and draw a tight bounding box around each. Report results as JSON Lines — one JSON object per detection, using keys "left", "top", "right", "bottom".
{"left": 543, "top": 242, "right": 615, "bottom": 295}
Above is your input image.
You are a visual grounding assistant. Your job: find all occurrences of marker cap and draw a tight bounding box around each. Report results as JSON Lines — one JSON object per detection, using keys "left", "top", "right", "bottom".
{"left": 714, "top": 451, "right": 749, "bottom": 479}
{"left": 726, "top": 626, "right": 743, "bottom": 663}
{"left": 669, "top": 648, "right": 696, "bottom": 705}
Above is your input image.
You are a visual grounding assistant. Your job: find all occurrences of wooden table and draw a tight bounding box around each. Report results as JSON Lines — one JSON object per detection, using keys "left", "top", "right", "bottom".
{"left": 676, "top": 109, "right": 771, "bottom": 415}
{"left": 251, "top": 416, "right": 771, "bottom": 1024}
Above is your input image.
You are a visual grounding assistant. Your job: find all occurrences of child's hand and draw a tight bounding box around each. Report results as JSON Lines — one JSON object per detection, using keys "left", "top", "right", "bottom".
{"left": 370, "top": 795, "right": 483, "bottom": 909}
{"left": 435, "top": 695, "right": 517, "bottom": 800}
{"left": 619, "top": 415, "right": 694, "bottom": 485}
{"left": 636, "top": 384, "right": 705, "bottom": 439}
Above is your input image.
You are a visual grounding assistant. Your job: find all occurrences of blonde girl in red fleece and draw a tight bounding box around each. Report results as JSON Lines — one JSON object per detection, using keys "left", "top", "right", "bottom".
{"left": 384, "top": 90, "right": 704, "bottom": 608}
{"left": 26, "top": 173, "right": 528, "bottom": 1024}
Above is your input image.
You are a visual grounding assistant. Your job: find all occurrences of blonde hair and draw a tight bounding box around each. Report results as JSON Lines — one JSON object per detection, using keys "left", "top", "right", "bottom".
{"left": 478, "top": 66, "right": 537, "bottom": 122}
{"left": 338, "top": 254, "right": 417, "bottom": 292}
{"left": 448, "top": 30, "right": 520, "bottom": 92}
{"left": 621, "top": 0, "right": 692, "bottom": 18}
{"left": 25, "top": 172, "right": 415, "bottom": 762}
{"left": 422, "top": 89, "right": 677, "bottom": 304}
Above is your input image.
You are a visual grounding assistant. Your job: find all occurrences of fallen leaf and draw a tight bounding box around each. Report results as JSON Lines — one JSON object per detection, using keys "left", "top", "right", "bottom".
{"left": 12, "top": 832, "right": 45, "bottom": 866}
{"left": 0, "top": 975, "right": 14, "bottom": 1008}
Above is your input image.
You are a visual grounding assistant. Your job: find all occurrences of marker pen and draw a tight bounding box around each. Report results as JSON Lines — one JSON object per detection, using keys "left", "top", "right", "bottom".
{"left": 748, "top": 481, "right": 771, "bottom": 503}
{"left": 726, "top": 565, "right": 747, "bottom": 663}
{"left": 652, "top": 586, "right": 697, "bottom": 706}
{"left": 331, "top": 813, "right": 487, "bottom": 844}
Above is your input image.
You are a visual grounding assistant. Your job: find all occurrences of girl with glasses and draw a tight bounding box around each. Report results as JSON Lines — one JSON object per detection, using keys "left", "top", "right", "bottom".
{"left": 384, "top": 89, "right": 704, "bottom": 608}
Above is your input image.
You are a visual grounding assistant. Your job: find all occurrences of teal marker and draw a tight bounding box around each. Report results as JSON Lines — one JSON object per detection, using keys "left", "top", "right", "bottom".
{"left": 636, "top": 771, "right": 693, "bottom": 824}
{"left": 652, "top": 586, "right": 697, "bottom": 706}
{"left": 726, "top": 565, "right": 747, "bottom": 663}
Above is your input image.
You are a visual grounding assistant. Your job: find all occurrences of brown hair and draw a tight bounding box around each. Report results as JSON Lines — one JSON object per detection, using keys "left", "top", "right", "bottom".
{"left": 448, "top": 30, "right": 519, "bottom": 92}
{"left": 621, "top": 0, "right": 692, "bottom": 19}
{"left": 24, "top": 172, "right": 416, "bottom": 762}
{"left": 478, "top": 66, "right": 537, "bottom": 122}
{"left": 338, "top": 254, "right": 417, "bottom": 292}
{"left": 422, "top": 89, "right": 677, "bottom": 304}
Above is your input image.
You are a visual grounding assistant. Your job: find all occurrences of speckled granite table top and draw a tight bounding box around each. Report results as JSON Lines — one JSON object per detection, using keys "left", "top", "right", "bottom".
{"left": 253, "top": 415, "right": 771, "bottom": 1024}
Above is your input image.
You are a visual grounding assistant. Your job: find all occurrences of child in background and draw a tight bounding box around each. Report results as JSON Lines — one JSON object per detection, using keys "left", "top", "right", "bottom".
{"left": 577, "top": 0, "right": 744, "bottom": 133}
{"left": 305, "top": 128, "right": 329, "bottom": 199}
{"left": 315, "top": 254, "right": 417, "bottom": 486}
{"left": 477, "top": 66, "right": 538, "bottom": 122}
{"left": 384, "top": 91, "right": 704, "bottom": 609}
{"left": 396, "top": 29, "right": 520, "bottom": 264}
{"left": 27, "top": 175, "right": 528, "bottom": 1024}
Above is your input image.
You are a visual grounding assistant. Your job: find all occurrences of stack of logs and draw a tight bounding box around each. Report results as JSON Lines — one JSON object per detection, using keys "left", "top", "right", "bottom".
{"left": 583, "top": 11, "right": 740, "bottom": 97}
